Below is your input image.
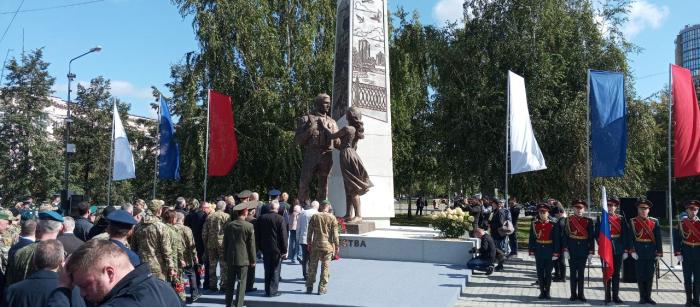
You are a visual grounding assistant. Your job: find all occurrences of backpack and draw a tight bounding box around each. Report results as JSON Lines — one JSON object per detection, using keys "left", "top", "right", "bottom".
{"left": 498, "top": 214, "right": 515, "bottom": 236}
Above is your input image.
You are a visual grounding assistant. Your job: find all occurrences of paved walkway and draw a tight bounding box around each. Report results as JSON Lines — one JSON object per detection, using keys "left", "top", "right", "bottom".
{"left": 456, "top": 247, "right": 686, "bottom": 306}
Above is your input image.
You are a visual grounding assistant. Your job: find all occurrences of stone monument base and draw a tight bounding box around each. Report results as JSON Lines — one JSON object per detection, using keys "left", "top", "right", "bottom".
{"left": 345, "top": 221, "right": 375, "bottom": 234}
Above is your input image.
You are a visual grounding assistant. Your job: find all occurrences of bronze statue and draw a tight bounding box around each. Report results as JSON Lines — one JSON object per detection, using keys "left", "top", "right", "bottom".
{"left": 319, "top": 107, "right": 373, "bottom": 223}
{"left": 295, "top": 93, "right": 339, "bottom": 205}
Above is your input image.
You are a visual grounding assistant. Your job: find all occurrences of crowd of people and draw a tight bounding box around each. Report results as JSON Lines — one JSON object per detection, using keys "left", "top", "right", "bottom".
{"left": 465, "top": 195, "right": 700, "bottom": 306}
{"left": 0, "top": 189, "right": 341, "bottom": 307}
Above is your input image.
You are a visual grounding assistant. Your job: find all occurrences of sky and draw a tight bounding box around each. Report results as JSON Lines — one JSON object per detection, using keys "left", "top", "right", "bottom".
{"left": 0, "top": 0, "right": 696, "bottom": 118}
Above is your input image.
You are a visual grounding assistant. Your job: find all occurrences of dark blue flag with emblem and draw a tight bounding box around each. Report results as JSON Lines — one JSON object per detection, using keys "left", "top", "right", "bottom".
{"left": 159, "top": 96, "right": 180, "bottom": 180}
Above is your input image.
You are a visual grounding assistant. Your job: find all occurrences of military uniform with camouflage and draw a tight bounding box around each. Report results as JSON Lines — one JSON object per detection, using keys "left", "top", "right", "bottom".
{"left": 5, "top": 211, "right": 64, "bottom": 286}
{"left": 203, "top": 201, "right": 230, "bottom": 291}
{"left": 305, "top": 201, "right": 339, "bottom": 295}
{"left": 133, "top": 200, "right": 177, "bottom": 282}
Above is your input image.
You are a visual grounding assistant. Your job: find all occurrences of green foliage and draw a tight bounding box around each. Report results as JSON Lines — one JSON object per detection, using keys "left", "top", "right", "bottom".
{"left": 0, "top": 49, "right": 60, "bottom": 202}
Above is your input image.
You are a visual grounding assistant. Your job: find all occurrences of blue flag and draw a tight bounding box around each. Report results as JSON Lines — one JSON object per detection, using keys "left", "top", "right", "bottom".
{"left": 589, "top": 70, "right": 626, "bottom": 177}
{"left": 159, "top": 97, "right": 180, "bottom": 180}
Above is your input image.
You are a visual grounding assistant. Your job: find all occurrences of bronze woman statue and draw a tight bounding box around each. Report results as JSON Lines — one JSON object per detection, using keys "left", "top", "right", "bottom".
{"left": 319, "top": 107, "right": 373, "bottom": 223}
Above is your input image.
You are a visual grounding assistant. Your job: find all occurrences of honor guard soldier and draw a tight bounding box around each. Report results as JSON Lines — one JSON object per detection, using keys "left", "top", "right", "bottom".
{"left": 597, "top": 198, "right": 628, "bottom": 304}
{"left": 675, "top": 200, "right": 700, "bottom": 306}
{"left": 563, "top": 199, "right": 594, "bottom": 302}
{"left": 629, "top": 199, "right": 662, "bottom": 305}
{"left": 528, "top": 203, "right": 560, "bottom": 299}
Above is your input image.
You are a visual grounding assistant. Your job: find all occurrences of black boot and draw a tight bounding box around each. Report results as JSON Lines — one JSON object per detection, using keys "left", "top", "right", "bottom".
{"left": 686, "top": 284, "right": 693, "bottom": 307}
{"left": 569, "top": 279, "right": 578, "bottom": 301}
{"left": 544, "top": 279, "right": 552, "bottom": 299}
{"left": 646, "top": 281, "right": 656, "bottom": 305}
{"left": 538, "top": 279, "right": 546, "bottom": 299}
{"left": 693, "top": 282, "right": 700, "bottom": 306}
{"left": 578, "top": 278, "right": 587, "bottom": 302}
{"left": 612, "top": 278, "right": 623, "bottom": 304}
{"left": 638, "top": 282, "right": 646, "bottom": 304}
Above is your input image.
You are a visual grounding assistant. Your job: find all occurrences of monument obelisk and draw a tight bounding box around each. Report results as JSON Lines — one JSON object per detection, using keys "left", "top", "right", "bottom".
{"left": 329, "top": 0, "right": 394, "bottom": 228}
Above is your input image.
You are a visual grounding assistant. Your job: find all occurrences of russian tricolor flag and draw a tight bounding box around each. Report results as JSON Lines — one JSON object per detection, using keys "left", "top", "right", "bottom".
{"left": 598, "top": 186, "right": 614, "bottom": 282}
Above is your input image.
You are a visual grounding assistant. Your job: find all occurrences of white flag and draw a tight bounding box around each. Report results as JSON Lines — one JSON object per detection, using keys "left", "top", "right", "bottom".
{"left": 112, "top": 103, "right": 136, "bottom": 181}
{"left": 509, "top": 71, "right": 547, "bottom": 174}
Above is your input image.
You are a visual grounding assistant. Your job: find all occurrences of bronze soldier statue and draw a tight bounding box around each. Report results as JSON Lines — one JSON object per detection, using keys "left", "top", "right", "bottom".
{"left": 295, "top": 93, "right": 339, "bottom": 205}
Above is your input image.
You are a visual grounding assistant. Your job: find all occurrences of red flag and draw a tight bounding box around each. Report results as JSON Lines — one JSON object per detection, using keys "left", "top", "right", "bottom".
{"left": 207, "top": 89, "right": 238, "bottom": 176}
{"left": 672, "top": 65, "right": 700, "bottom": 178}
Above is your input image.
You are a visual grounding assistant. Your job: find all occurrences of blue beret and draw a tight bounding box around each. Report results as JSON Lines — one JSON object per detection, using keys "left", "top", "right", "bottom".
{"left": 105, "top": 210, "right": 137, "bottom": 225}
{"left": 38, "top": 211, "right": 64, "bottom": 222}
{"left": 268, "top": 189, "right": 281, "bottom": 197}
{"left": 20, "top": 211, "right": 34, "bottom": 221}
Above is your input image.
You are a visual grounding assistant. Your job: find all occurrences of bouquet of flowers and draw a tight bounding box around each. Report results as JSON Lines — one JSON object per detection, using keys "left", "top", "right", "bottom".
{"left": 430, "top": 207, "right": 474, "bottom": 238}
{"left": 334, "top": 216, "right": 347, "bottom": 260}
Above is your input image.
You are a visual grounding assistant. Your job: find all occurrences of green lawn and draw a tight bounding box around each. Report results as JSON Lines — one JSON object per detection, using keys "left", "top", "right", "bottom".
{"left": 390, "top": 213, "right": 435, "bottom": 227}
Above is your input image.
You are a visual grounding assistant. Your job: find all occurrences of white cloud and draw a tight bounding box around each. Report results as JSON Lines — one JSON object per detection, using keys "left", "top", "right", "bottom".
{"left": 432, "top": 0, "right": 466, "bottom": 26}
{"left": 110, "top": 80, "right": 153, "bottom": 100}
{"left": 623, "top": 0, "right": 669, "bottom": 38}
{"left": 594, "top": 13, "right": 611, "bottom": 36}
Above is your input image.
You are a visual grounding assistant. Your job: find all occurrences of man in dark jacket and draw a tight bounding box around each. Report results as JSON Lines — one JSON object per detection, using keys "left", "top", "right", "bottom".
{"left": 185, "top": 201, "right": 210, "bottom": 289}
{"left": 72, "top": 202, "right": 93, "bottom": 242}
{"left": 47, "top": 239, "right": 182, "bottom": 307}
{"left": 86, "top": 206, "right": 117, "bottom": 240}
{"left": 508, "top": 196, "right": 521, "bottom": 257}
{"left": 57, "top": 217, "right": 84, "bottom": 255}
{"left": 467, "top": 228, "right": 496, "bottom": 275}
{"left": 488, "top": 199, "right": 509, "bottom": 270}
{"left": 5, "top": 240, "right": 84, "bottom": 307}
{"left": 255, "top": 202, "right": 288, "bottom": 297}
{"left": 223, "top": 202, "right": 257, "bottom": 307}
{"left": 8, "top": 220, "right": 35, "bottom": 262}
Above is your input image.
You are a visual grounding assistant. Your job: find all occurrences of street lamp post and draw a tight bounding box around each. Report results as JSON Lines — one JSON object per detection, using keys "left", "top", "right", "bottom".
{"left": 63, "top": 46, "right": 102, "bottom": 211}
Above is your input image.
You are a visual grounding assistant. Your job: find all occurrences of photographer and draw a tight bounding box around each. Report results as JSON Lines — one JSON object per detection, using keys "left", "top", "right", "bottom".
{"left": 467, "top": 228, "right": 497, "bottom": 275}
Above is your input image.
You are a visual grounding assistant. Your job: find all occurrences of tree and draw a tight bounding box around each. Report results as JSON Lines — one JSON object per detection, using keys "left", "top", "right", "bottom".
{"left": 0, "top": 49, "right": 61, "bottom": 202}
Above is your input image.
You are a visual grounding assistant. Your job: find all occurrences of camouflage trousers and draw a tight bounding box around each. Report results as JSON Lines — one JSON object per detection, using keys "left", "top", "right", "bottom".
{"left": 208, "top": 247, "right": 227, "bottom": 290}
{"left": 305, "top": 249, "right": 332, "bottom": 292}
{"left": 167, "top": 271, "right": 186, "bottom": 301}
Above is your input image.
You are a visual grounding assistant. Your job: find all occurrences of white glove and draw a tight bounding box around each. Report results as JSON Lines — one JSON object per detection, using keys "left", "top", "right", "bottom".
{"left": 564, "top": 251, "right": 570, "bottom": 260}
{"left": 677, "top": 255, "right": 683, "bottom": 263}
{"left": 631, "top": 252, "right": 639, "bottom": 260}
{"left": 622, "top": 253, "right": 629, "bottom": 260}
{"left": 552, "top": 255, "right": 559, "bottom": 261}
{"left": 587, "top": 254, "right": 593, "bottom": 264}
{"left": 655, "top": 256, "right": 661, "bottom": 261}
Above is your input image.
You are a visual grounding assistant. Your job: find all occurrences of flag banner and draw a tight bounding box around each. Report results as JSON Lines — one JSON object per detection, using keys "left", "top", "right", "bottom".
{"left": 159, "top": 97, "right": 181, "bottom": 180}
{"left": 672, "top": 64, "right": 700, "bottom": 178}
{"left": 112, "top": 103, "right": 136, "bottom": 181}
{"left": 589, "top": 70, "right": 627, "bottom": 177}
{"left": 508, "top": 71, "right": 547, "bottom": 174}
{"left": 207, "top": 89, "right": 238, "bottom": 176}
{"left": 598, "top": 186, "right": 613, "bottom": 283}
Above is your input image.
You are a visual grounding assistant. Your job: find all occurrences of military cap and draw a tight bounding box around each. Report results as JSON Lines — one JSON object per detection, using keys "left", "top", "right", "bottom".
{"left": 105, "top": 210, "right": 137, "bottom": 225}
{"left": 684, "top": 200, "right": 700, "bottom": 209}
{"left": 636, "top": 199, "right": 653, "bottom": 208}
{"left": 571, "top": 199, "right": 587, "bottom": 208}
{"left": 245, "top": 200, "right": 262, "bottom": 209}
{"left": 321, "top": 199, "right": 331, "bottom": 205}
{"left": 148, "top": 199, "right": 164, "bottom": 212}
{"left": 268, "top": 189, "right": 281, "bottom": 197}
{"left": 536, "top": 203, "right": 549, "bottom": 211}
{"left": 232, "top": 203, "right": 249, "bottom": 212}
{"left": 20, "top": 211, "right": 33, "bottom": 221}
{"left": 38, "top": 211, "right": 64, "bottom": 222}
{"left": 607, "top": 197, "right": 620, "bottom": 206}
{"left": 2, "top": 210, "right": 17, "bottom": 221}
{"left": 237, "top": 190, "right": 253, "bottom": 199}
{"left": 0, "top": 212, "right": 12, "bottom": 221}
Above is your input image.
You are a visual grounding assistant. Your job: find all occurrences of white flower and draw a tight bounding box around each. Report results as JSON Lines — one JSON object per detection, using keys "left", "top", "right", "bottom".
{"left": 468, "top": 216, "right": 475, "bottom": 222}
{"left": 455, "top": 208, "right": 463, "bottom": 215}
{"left": 446, "top": 208, "right": 453, "bottom": 215}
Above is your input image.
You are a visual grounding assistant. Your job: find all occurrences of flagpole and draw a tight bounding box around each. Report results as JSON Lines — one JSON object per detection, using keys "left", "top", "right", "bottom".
{"left": 152, "top": 95, "right": 160, "bottom": 200}
{"left": 203, "top": 89, "right": 211, "bottom": 202}
{"left": 667, "top": 64, "right": 674, "bottom": 268}
{"left": 505, "top": 72, "right": 510, "bottom": 206}
{"left": 108, "top": 100, "right": 116, "bottom": 207}
{"left": 586, "top": 70, "right": 592, "bottom": 210}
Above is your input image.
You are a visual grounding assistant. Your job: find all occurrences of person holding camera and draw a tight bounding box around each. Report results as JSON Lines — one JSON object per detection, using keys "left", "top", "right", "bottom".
{"left": 467, "top": 228, "right": 497, "bottom": 275}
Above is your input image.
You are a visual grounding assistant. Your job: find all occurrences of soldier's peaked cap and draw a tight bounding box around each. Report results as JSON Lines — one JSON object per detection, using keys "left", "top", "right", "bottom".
{"left": 636, "top": 199, "right": 653, "bottom": 208}
{"left": 571, "top": 199, "right": 587, "bottom": 208}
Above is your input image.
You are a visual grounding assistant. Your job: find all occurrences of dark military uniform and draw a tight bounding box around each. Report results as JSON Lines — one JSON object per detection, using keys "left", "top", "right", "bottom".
{"left": 528, "top": 208, "right": 560, "bottom": 299}
{"left": 629, "top": 200, "right": 662, "bottom": 305}
{"left": 595, "top": 200, "right": 628, "bottom": 303}
{"left": 563, "top": 202, "right": 594, "bottom": 302}
{"left": 674, "top": 200, "right": 700, "bottom": 306}
{"left": 223, "top": 203, "right": 257, "bottom": 307}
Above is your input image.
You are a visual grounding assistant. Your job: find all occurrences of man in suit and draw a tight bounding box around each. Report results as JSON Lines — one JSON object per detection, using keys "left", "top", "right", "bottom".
{"left": 8, "top": 220, "right": 35, "bottom": 262}
{"left": 255, "top": 201, "right": 288, "bottom": 297}
{"left": 185, "top": 200, "right": 210, "bottom": 289}
{"left": 57, "top": 217, "right": 84, "bottom": 255}
{"left": 223, "top": 202, "right": 257, "bottom": 307}
{"left": 5, "top": 239, "right": 84, "bottom": 307}
{"left": 562, "top": 200, "right": 595, "bottom": 302}
{"left": 629, "top": 199, "right": 663, "bottom": 305}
